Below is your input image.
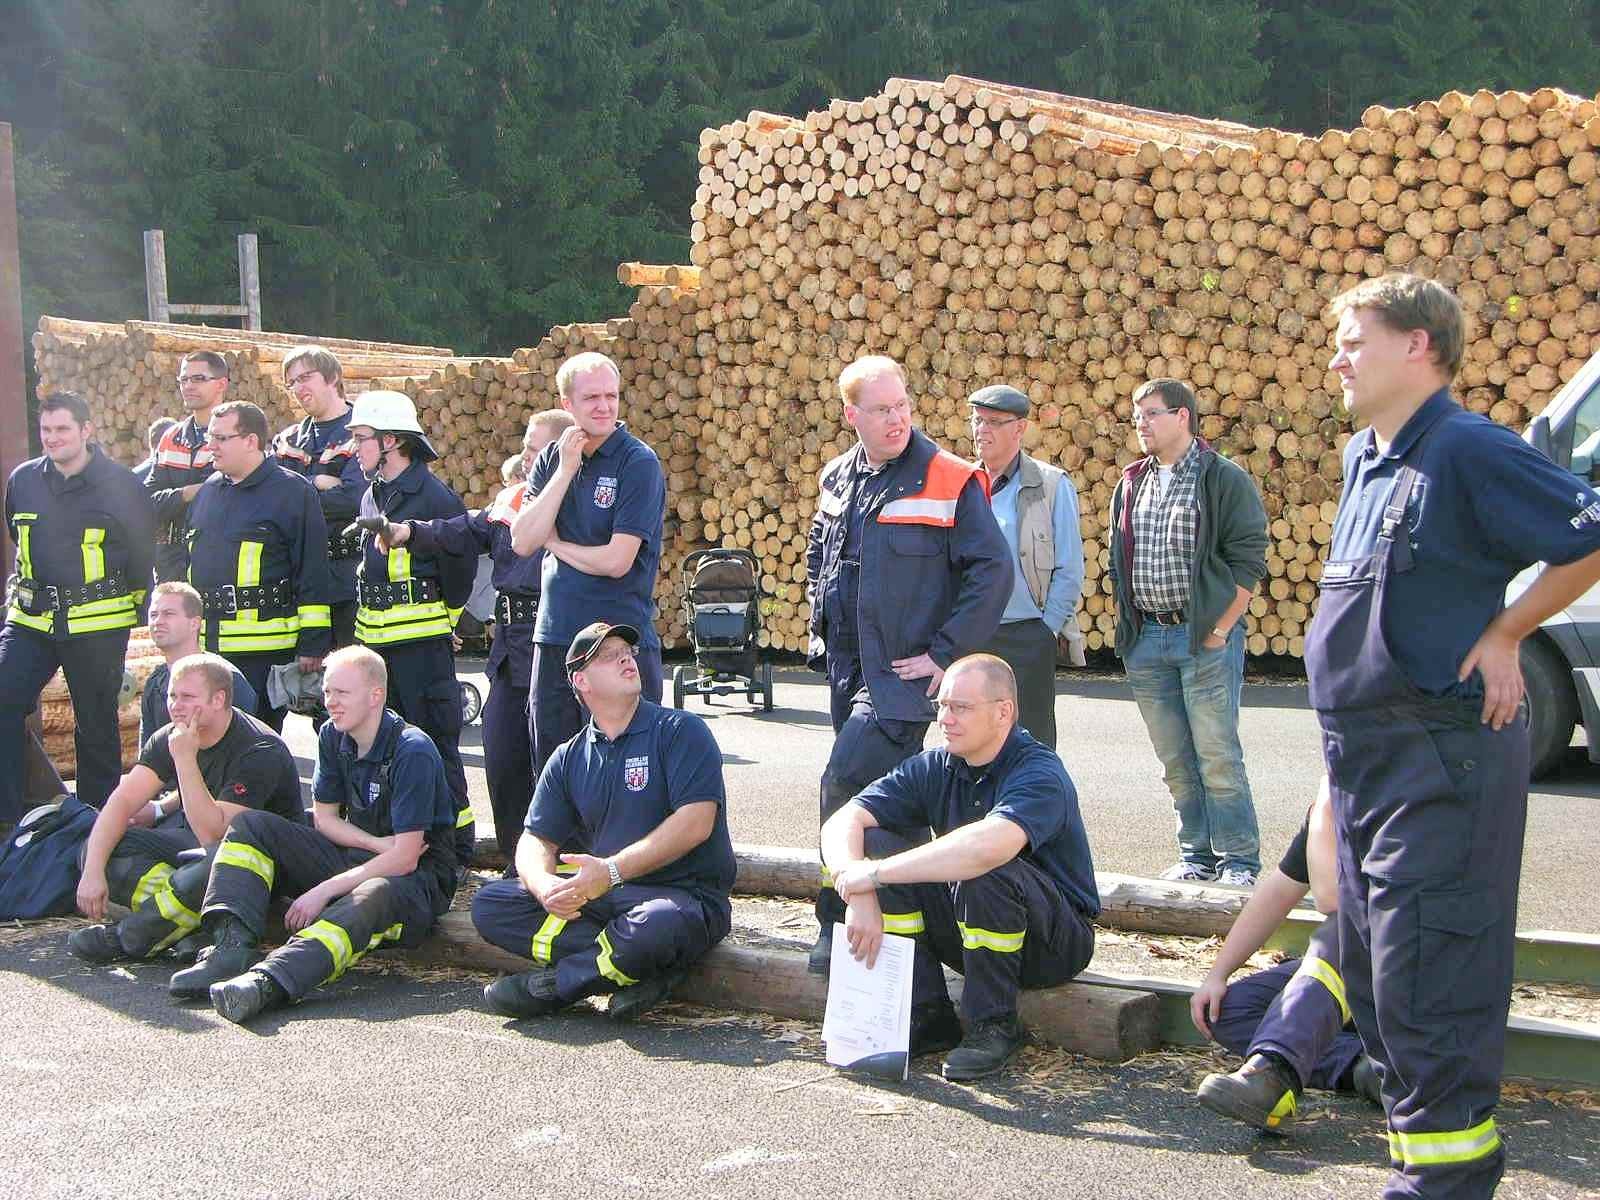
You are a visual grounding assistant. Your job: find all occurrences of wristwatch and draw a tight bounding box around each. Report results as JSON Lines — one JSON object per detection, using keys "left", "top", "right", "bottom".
{"left": 1212, "top": 626, "right": 1228, "bottom": 640}
{"left": 605, "top": 858, "right": 623, "bottom": 891}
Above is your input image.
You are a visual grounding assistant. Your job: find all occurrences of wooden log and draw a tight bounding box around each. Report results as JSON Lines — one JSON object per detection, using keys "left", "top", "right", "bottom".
{"left": 411, "top": 911, "right": 1163, "bottom": 1061}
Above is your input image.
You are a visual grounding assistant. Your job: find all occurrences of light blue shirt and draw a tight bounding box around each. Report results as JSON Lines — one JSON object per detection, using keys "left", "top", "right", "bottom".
{"left": 988, "top": 456, "right": 1083, "bottom": 633}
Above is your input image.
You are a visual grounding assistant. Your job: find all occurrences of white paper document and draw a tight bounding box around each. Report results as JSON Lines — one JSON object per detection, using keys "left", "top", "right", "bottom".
{"left": 823, "top": 923, "right": 915, "bottom": 1080}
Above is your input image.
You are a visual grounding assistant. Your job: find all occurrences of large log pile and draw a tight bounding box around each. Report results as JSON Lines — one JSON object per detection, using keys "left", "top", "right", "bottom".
{"left": 680, "top": 77, "right": 1600, "bottom": 656}
{"left": 33, "top": 78, "right": 1600, "bottom": 657}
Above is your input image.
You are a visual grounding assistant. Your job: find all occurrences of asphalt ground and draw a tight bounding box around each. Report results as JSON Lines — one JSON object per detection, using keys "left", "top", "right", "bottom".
{"left": 5, "top": 654, "right": 1599, "bottom": 1198}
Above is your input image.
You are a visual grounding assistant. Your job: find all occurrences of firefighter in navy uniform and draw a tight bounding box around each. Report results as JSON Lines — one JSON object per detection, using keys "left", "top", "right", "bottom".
{"left": 379, "top": 409, "right": 576, "bottom": 859}
{"left": 805, "top": 355, "right": 1011, "bottom": 973}
{"left": 170, "top": 646, "right": 458, "bottom": 1022}
{"left": 1306, "top": 275, "right": 1600, "bottom": 1199}
{"left": 272, "top": 346, "right": 366, "bottom": 649}
{"left": 508, "top": 352, "right": 668, "bottom": 778}
{"left": 146, "top": 351, "right": 229, "bottom": 583}
{"left": 347, "top": 390, "right": 477, "bottom": 868}
{"left": 471, "top": 622, "right": 735, "bottom": 1023}
{"left": 185, "top": 400, "right": 334, "bottom": 731}
{"left": 0, "top": 392, "right": 156, "bottom": 826}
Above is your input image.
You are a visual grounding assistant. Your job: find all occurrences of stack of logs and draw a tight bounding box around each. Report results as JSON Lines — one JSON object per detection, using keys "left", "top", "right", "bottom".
{"left": 678, "top": 76, "right": 1600, "bottom": 656}
{"left": 34, "top": 77, "right": 1600, "bottom": 658}
{"left": 31, "top": 319, "right": 465, "bottom": 468}
{"left": 38, "top": 632, "right": 163, "bottom": 779}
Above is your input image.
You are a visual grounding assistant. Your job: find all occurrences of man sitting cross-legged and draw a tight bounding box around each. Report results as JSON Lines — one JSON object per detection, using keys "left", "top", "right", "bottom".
{"left": 471, "top": 621, "right": 735, "bottom": 1023}
{"left": 822, "top": 654, "right": 1099, "bottom": 1081}
{"left": 69, "top": 653, "right": 303, "bottom": 970}
{"left": 168, "top": 645, "right": 460, "bottom": 1023}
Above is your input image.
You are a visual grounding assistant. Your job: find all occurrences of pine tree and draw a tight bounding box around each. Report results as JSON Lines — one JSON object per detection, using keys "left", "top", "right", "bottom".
{"left": 1482, "top": 0, "right": 1600, "bottom": 95}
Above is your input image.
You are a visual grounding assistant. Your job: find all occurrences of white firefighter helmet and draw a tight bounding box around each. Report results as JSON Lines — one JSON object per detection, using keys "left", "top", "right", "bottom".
{"left": 348, "top": 389, "right": 438, "bottom": 461}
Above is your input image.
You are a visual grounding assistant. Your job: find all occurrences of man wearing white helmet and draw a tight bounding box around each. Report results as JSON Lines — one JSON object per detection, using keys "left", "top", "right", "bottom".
{"left": 347, "top": 390, "right": 478, "bottom": 868}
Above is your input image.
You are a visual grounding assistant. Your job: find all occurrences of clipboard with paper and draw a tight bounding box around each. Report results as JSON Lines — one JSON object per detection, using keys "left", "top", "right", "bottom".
{"left": 821, "top": 922, "right": 915, "bottom": 1080}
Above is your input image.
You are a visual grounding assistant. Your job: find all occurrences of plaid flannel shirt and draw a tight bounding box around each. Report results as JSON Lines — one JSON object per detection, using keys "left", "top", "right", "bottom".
{"left": 1129, "top": 439, "right": 1202, "bottom": 614}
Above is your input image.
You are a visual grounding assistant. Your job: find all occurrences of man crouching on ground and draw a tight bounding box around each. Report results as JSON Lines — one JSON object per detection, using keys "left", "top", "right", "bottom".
{"left": 471, "top": 621, "right": 735, "bottom": 1023}
{"left": 822, "top": 654, "right": 1099, "bottom": 1081}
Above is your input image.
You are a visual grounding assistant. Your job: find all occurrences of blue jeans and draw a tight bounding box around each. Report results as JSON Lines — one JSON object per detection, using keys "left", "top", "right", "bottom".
{"left": 1124, "top": 622, "right": 1260, "bottom": 873}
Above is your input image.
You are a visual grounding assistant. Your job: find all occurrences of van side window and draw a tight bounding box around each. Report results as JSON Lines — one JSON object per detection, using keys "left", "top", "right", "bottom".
{"left": 1565, "top": 379, "right": 1600, "bottom": 478}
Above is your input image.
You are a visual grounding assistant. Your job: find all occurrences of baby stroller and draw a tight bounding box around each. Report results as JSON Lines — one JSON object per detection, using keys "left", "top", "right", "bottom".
{"left": 671, "top": 548, "right": 774, "bottom": 711}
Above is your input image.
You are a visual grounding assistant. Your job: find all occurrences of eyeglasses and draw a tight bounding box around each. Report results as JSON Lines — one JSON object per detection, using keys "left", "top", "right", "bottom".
{"left": 177, "top": 374, "right": 221, "bottom": 386}
{"left": 206, "top": 430, "right": 247, "bottom": 444}
{"left": 588, "top": 647, "right": 636, "bottom": 668}
{"left": 970, "top": 414, "right": 1022, "bottom": 430}
{"left": 1132, "top": 408, "right": 1177, "bottom": 425}
{"left": 349, "top": 431, "right": 382, "bottom": 444}
{"left": 855, "top": 401, "right": 911, "bottom": 420}
{"left": 935, "top": 698, "right": 1005, "bottom": 717}
{"left": 285, "top": 370, "right": 322, "bottom": 389}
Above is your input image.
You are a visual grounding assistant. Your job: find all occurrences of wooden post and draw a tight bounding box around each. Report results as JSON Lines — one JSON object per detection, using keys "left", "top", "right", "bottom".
{"left": 143, "top": 229, "right": 170, "bottom": 323}
{"left": 0, "top": 124, "right": 26, "bottom": 580}
{"left": 237, "top": 233, "right": 261, "bottom": 330}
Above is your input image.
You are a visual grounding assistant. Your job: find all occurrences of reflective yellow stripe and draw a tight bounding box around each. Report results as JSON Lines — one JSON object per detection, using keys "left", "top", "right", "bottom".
{"left": 1265, "top": 1088, "right": 1298, "bottom": 1129}
{"left": 1295, "top": 954, "right": 1351, "bottom": 1024}
{"left": 14, "top": 516, "right": 34, "bottom": 577}
{"left": 149, "top": 881, "right": 201, "bottom": 950}
{"left": 298, "top": 603, "right": 331, "bottom": 629}
{"left": 1390, "top": 1118, "right": 1501, "bottom": 1167}
{"left": 389, "top": 547, "right": 410, "bottom": 584}
{"left": 80, "top": 527, "right": 106, "bottom": 583}
{"left": 819, "top": 865, "right": 834, "bottom": 886}
{"left": 131, "top": 861, "right": 176, "bottom": 911}
{"left": 355, "top": 601, "right": 454, "bottom": 644}
{"left": 238, "top": 541, "right": 263, "bottom": 587}
{"left": 455, "top": 805, "right": 474, "bottom": 829}
{"left": 595, "top": 929, "right": 637, "bottom": 987}
{"left": 296, "top": 918, "right": 355, "bottom": 980}
{"left": 881, "top": 910, "right": 926, "bottom": 935}
{"left": 1387, "top": 1131, "right": 1404, "bottom": 1165}
{"left": 365, "top": 922, "right": 403, "bottom": 953}
{"left": 957, "top": 922, "right": 1026, "bottom": 953}
{"left": 7, "top": 608, "right": 54, "bottom": 633}
{"left": 215, "top": 841, "right": 277, "bottom": 889}
{"left": 530, "top": 913, "right": 567, "bottom": 965}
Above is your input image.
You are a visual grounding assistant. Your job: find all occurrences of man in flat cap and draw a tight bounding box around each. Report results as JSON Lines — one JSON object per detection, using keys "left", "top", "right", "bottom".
{"left": 968, "top": 385, "right": 1084, "bottom": 749}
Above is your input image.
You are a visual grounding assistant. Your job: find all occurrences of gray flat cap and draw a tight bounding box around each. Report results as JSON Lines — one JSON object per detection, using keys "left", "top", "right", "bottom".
{"left": 967, "top": 384, "right": 1030, "bottom": 417}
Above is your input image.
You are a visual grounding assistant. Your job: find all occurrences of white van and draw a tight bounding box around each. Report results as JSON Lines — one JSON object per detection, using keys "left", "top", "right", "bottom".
{"left": 1518, "top": 350, "right": 1600, "bottom": 776}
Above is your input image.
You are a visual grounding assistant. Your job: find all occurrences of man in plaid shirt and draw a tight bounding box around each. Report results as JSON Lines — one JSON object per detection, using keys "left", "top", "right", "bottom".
{"left": 1109, "top": 379, "right": 1268, "bottom": 886}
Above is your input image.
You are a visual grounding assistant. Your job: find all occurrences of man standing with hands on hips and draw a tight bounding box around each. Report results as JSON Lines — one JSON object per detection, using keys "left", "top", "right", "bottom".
{"left": 967, "top": 384, "right": 1084, "bottom": 748}
{"left": 510, "top": 353, "right": 667, "bottom": 776}
{"left": 1110, "top": 378, "right": 1267, "bottom": 887}
{"left": 805, "top": 355, "right": 1011, "bottom": 973}
{"left": 1307, "top": 273, "right": 1600, "bottom": 1199}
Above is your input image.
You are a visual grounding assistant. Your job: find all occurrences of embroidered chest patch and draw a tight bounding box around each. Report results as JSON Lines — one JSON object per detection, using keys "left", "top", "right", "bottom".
{"left": 367, "top": 781, "right": 382, "bottom": 805}
{"left": 593, "top": 476, "right": 619, "bottom": 509}
{"left": 623, "top": 754, "right": 650, "bottom": 791}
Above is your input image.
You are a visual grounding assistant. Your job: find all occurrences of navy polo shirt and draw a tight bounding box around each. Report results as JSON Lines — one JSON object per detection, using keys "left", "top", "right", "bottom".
{"left": 312, "top": 709, "right": 459, "bottom": 891}
{"left": 526, "top": 423, "right": 665, "bottom": 647}
{"left": 853, "top": 727, "right": 1101, "bottom": 918}
{"left": 524, "top": 700, "right": 735, "bottom": 898}
{"left": 1328, "top": 389, "right": 1600, "bottom": 696}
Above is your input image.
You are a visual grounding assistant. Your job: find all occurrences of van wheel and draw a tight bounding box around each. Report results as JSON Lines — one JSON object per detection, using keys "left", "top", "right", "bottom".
{"left": 1522, "top": 638, "right": 1578, "bottom": 779}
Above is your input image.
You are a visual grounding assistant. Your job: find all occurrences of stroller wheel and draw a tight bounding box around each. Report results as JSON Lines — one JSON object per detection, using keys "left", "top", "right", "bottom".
{"left": 460, "top": 681, "right": 483, "bottom": 725}
{"left": 762, "top": 661, "right": 774, "bottom": 712}
{"left": 671, "top": 665, "right": 686, "bottom": 708}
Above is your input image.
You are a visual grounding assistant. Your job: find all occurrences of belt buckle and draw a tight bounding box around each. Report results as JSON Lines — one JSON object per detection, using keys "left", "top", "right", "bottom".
{"left": 217, "top": 583, "right": 238, "bottom": 614}
{"left": 41, "top": 584, "right": 61, "bottom": 611}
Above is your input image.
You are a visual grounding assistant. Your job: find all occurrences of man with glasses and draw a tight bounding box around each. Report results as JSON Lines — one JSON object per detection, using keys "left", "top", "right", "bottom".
{"left": 822, "top": 654, "right": 1098, "bottom": 1080}
{"left": 272, "top": 346, "right": 366, "bottom": 650}
{"left": 147, "top": 351, "right": 229, "bottom": 582}
{"left": 804, "top": 355, "right": 1010, "bottom": 973}
{"left": 185, "top": 400, "right": 334, "bottom": 730}
{"left": 967, "top": 384, "right": 1084, "bottom": 749}
{"left": 1109, "top": 379, "right": 1267, "bottom": 886}
{"left": 0, "top": 392, "right": 155, "bottom": 828}
{"left": 471, "top": 621, "right": 735, "bottom": 1024}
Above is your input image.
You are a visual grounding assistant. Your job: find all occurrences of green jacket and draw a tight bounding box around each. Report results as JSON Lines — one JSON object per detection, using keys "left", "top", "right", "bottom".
{"left": 1109, "top": 442, "right": 1268, "bottom": 657}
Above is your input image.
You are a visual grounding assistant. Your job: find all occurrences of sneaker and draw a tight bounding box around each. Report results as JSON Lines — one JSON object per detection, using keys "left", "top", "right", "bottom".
{"left": 483, "top": 968, "right": 569, "bottom": 1019}
{"left": 909, "top": 1001, "right": 963, "bottom": 1059}
{"left": 942, "top": 1017, "right": 1024, "bottom": 1081}
{"left": 1216, "top": 866, "right": 1259, "bottom": 888}
{"left": 806, "top": 926, "right": 833, "bottom": 976}
{"left": 607, "top": 968, "right": 686, "bottom": 1023}
{"left": 1159, "top": 861, "right": 1219, "bottom": 883}
{"left": 1350, "top": 1055, "right": 1384, "bottom": 1107}
{"left": 1197, "top": 1052, "right": 1302, "bottom": 1131}
{"left": 67, "top": 923, "right": 130, "bottom": 964}
{"left": 210, "top": 970, "right": 288, "bottom": 1025}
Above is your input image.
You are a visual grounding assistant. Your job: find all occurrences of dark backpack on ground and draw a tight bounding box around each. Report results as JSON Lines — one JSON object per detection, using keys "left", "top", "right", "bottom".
{"left": 0, "top": 795, "right": 97, "bottom": 920}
